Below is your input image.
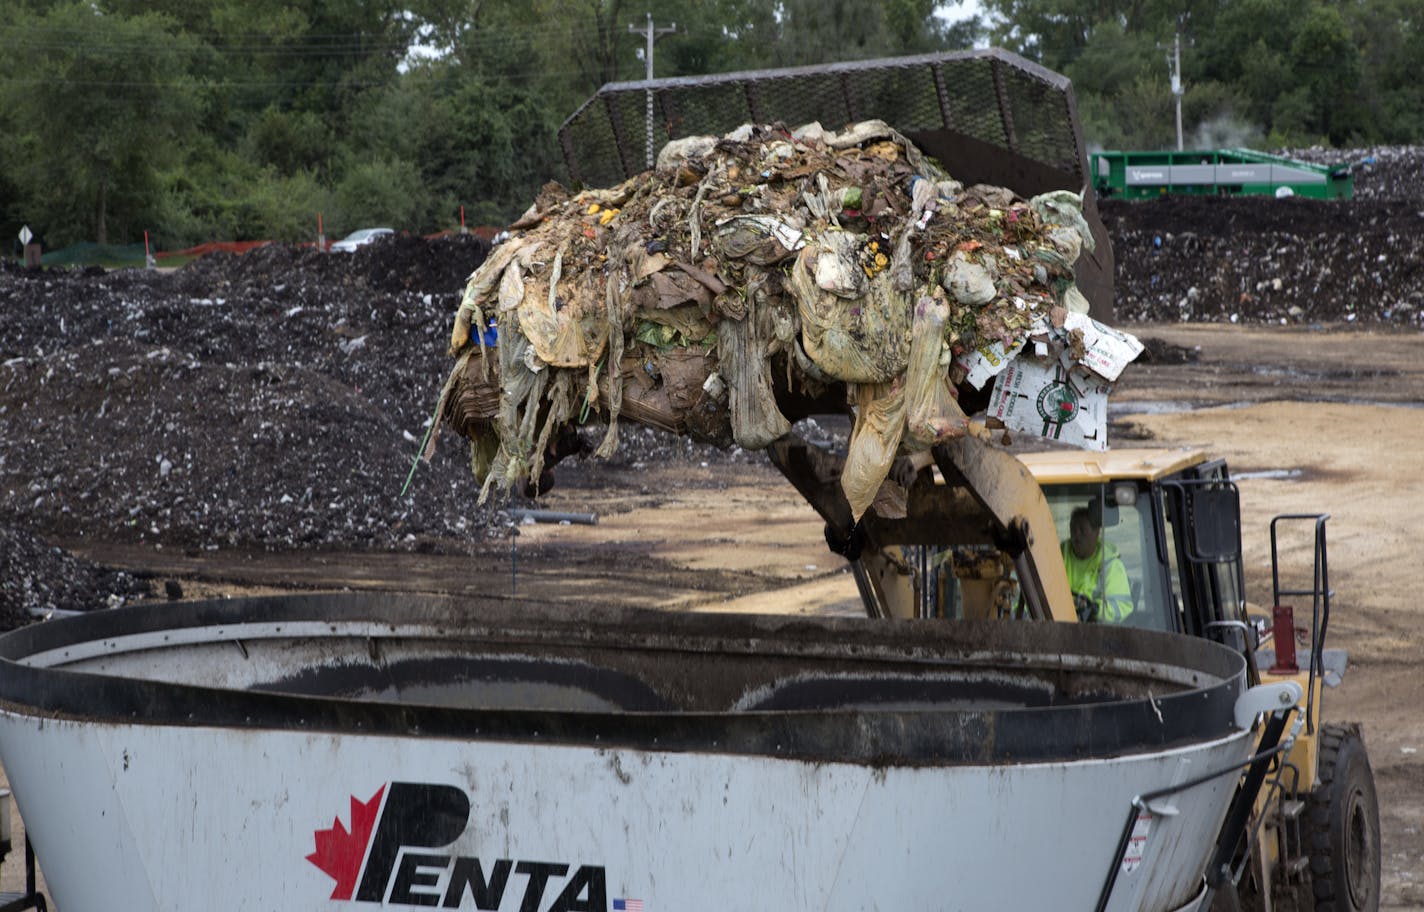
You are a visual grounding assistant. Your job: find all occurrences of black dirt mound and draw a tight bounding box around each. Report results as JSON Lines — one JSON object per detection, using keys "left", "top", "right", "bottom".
{"left": 1102, "top": 195, "right": 1424, "bottom": 325}
{"left": 0, "top": 234, "right": 501, "bottom": 562}
{"left": 0, "top": 231, "right": 751, "bottom": 631}
{"left": 0, "top": 525, "right": 152, "bottom": 626}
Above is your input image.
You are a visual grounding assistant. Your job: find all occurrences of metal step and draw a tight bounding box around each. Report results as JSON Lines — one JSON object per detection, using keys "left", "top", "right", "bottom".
{"left": 1269, "top": 798, "right": 1306, "bottom": 825}
{"left": 1281, "top": 855, "right": 1311, "bottom": 877}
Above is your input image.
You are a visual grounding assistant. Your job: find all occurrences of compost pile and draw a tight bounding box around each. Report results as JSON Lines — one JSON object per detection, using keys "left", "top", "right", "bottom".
{"left": 436, "top": 121, "right": 1119, "bottom": 517}
{"left": 1104, "top": 146, "right": 1424, "bottom": 325}
{"left": 0, "top": 525, "right": 150, "bottom": 626}
{"left": 0, "top": 236, "right": 494, "bottom": 611}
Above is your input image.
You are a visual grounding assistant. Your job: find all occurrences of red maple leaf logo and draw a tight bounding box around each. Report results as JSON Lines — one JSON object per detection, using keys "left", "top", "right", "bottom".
{"left": 307, "top": 785, "right": 386, "bottom": 900}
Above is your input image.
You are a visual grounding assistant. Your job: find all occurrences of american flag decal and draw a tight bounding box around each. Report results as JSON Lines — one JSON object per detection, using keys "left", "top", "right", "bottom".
{"left": 613, "top": 899, "right": 644, "bottom": 911}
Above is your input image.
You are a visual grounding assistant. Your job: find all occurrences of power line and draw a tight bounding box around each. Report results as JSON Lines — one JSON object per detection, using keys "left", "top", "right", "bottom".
{"left": 0, "top": 21, "right": 621, "bottom": 55}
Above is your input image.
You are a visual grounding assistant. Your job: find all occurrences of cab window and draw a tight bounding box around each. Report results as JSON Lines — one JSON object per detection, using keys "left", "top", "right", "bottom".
{"left": 1042, "top": 482, "right": 1177, "bottom": 632}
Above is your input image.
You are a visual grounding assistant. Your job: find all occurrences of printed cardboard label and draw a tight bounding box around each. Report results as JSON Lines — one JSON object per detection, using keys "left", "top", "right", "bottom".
{"left": 986, "top": 357, "right": 1111, "bottom": 450}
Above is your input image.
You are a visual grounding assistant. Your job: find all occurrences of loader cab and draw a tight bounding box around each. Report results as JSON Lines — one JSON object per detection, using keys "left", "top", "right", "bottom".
{"left": 1021, "top": 449, "right": 1251, "bottom": 649}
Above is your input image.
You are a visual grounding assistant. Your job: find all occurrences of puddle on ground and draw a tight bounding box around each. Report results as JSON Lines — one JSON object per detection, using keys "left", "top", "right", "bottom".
{"left": 1110, "top": 400, "right": 1254, "bottom": 416}
{"left": 1232, "top": 468, "right": 1303, "bottom": 481}
{"left": 1112, "top": 399, "right": 1424, "bottom": 417}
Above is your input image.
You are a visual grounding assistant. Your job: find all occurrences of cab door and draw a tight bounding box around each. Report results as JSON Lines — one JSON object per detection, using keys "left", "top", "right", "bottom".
{"left": 1158, "top": 460, "right": 1251, "bottom": 649}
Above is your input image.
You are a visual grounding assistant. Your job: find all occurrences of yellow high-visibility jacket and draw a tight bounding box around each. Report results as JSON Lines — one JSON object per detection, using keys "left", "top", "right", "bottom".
{"left": 1061, "top": 538, "right": 1133, "bottom": 623}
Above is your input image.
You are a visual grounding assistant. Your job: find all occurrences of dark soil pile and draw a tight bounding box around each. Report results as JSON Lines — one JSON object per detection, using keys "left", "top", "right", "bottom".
{"left": 1, "top": 236, "right": 498, "bottom": 559}
{"left": 2, "top": 147, "right": 1421, "bottom": 625}
{"left": 1103, "top": 146, "right": 1424, "bottom": 326}
{"left": 1103, "top": 196, "right": 1424, "bottom": 325}
{"left": 0, "top": 525, "right": 151, "bottom": 625}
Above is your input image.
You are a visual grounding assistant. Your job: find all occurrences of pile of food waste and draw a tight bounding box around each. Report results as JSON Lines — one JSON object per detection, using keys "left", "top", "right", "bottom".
{"left": 434, "top": 120, "right": 1141, "bottom": 518}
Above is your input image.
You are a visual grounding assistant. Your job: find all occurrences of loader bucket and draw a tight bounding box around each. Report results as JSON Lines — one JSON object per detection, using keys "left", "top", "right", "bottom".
{"left": 558, "top": 48, "right": 1114, "bottom": 320}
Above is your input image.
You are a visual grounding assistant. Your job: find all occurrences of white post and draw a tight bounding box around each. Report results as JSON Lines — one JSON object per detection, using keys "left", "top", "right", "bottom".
{"left": 1171, "top": 32, "right": 1184, "bottom": 151}
{"left": 628, "top": 13, "right": 676, "bottom": 168}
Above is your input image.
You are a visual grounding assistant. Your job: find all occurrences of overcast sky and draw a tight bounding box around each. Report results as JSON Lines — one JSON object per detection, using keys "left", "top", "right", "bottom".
{"left": 938, "top": 0, "right": 991, "bottom": 45}
{"left": 940, "top": 0, "right": 983, "bottom": 20}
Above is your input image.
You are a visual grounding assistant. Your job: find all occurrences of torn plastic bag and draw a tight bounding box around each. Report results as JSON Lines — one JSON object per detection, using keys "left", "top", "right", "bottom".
{"left": 811, "top": 230, "right": 868, "bottom": 298}
{"left": 518, "top": 253, "right": 610, "bottom": 368}
{"left": 965, "top": 184, "right": 1016, "bottom": 209}
{"left": 671, "top": 260, "right": 727, "bottom": 297}
{"left": 449, "top": 238, "right": 527, "bottom": 354}
{"left": 1062, "top": 283, "right": 1090, "bottom": 314}
{"left": 944, "top": 251, "right": 997, "bottom": 305}
{"left": 657, "top": 135, "right": 718, "bottom": 171}
{"left": 658, "top": 348, "right": 719, "bottom": 413}
{"left": 630, "top": 268, "right": 715, "bottom": 313}
{"left": 790, "top": 238, "right": 911, "bottom": 384}
{"left": 824, "top": 120, "right": 944, "bottom": 178}
{"left": 631, "top": 347, "right": 735, "bottom": 447}
{"left": 468, "top": 430, "right": 501, "bottom": 486}
{"left": 714, "top": 215, "right": 805, "bottom": 265}
{"left": 628, "top": 245, "right": 671, "bottom": 281}
{"left": 472, "top": 331, "right": 549, "bottom": 502}
{"left": 841, "top": 380, "right": 909, "bottom": 521}
{"left": 791, "top": 121, "right": 828, "bottom": 144}
{"left": 1046, "top": 226, "right": 1083, "bottom": 266}
{"left": 497, "top": 243, "right": 544, "bottom": 320}
{"left": 903, "top": 295, "right": 969, "bottom": 450}
{"left": 635, "top": 304, "right": 716, "bottom": 349}
{"left": 718, "top": 308, "right": 791, "bottom": 449}
{"left": 802, "top": 173, "right": 855, "bottom": 222}
{"left": 1030, "top": 190, "right": 1095, "bottom": 254}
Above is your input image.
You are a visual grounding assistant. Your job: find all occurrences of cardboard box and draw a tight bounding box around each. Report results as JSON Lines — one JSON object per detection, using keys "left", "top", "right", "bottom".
{"left": 986, "top": 356, "right": 1112, "bottom": 450}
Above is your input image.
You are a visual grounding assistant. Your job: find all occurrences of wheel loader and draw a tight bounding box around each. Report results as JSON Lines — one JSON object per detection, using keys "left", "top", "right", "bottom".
{"left": 561, "top": 48, "right": 1382, "bottom": 912}
{"left": 765, "top": 431, "right": 1380, "bottom": 912}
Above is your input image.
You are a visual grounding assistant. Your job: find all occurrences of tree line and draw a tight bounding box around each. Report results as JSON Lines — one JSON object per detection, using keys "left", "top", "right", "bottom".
{"left": 0, "top": 0, "right": 1415, "bottom": 250}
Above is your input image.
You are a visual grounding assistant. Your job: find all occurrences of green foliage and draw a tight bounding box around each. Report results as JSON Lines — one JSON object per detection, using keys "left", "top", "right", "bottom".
{"left": 1343, "top": 0, "right": 1424, "bottom": 141}
{"left": 1289, "top": 5, "right": 1364, "bottom": 143}
{"left": 3, "top": 0, "right": 1424, "bottom": 255}
{"left": 245, "top": 108, "right": 335, "bottom": 177}
{"left": 991, "top": 0, "right": 1424, "bottom": 152}
{"left": 333, "top": 157, "right": 431, "bottom": 234}
{"left": 0, "top": 2, "right": 208, "bottom": 245}
{"left": 158, "top": 143, "right": 333, "bottom": 245}
{"left": 1062, "top": 22, "right": 1158, "bottom": 102}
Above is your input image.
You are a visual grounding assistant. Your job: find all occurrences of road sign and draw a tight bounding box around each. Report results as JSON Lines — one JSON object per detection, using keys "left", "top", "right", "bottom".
{"left": 18, "top": 226, "right": 32, "bottom": 245}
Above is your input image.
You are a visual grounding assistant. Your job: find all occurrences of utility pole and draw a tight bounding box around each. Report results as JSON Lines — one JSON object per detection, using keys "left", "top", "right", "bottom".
{"left": 628, "top": 12, "right": 676, "bottom": 168}
{"left": 1167, "top": 31, "right": 1184, "bottom": 151}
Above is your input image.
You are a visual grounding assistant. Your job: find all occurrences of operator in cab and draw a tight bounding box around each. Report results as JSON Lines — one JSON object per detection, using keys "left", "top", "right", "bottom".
{"left": 1061, "top": 505, "right": 1134, "bottom": 623}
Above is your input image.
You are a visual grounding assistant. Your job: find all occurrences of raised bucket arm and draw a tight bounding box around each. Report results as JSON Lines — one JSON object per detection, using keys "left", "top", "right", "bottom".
{"left": 768, "top": 432, "right": 1074, "bottom": 622}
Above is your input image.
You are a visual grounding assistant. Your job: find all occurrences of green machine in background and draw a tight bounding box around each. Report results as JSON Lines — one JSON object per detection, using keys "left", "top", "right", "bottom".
{"left": 1092, "top": 148, "right": 1354, "bottom": 200}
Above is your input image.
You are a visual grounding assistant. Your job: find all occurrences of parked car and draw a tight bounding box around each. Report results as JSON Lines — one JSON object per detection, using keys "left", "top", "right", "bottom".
{"left": 330, "top": 227, "right": 394, "bottom": 252}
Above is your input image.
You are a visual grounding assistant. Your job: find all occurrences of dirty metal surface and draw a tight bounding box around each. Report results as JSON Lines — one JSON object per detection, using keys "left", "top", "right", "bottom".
{"left": 0, "top": 593, "right": 1244, "bottom": 765}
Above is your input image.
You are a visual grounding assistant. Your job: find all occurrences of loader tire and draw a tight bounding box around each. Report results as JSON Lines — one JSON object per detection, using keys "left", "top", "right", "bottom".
{"left": 1306, "top": 723, "right": 1380, "bottom": 912}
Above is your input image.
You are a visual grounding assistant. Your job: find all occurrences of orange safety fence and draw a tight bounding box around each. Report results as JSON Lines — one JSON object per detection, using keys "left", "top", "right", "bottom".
{"left": 155, "top": 240, "right": 272, "bottom": 260}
